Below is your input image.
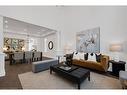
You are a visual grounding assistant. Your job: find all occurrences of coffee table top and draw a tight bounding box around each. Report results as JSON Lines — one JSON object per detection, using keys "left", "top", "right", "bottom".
{"left": 50, "top": 64, "right": 90, "bottom": 79}
{"left": 54, "top": 64, "right": 78, "bottom": 72}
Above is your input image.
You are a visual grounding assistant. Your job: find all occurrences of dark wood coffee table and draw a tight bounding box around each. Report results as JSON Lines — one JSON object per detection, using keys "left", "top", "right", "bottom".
{"left": 50, "top": 64, "right": 90, "bottom": 89}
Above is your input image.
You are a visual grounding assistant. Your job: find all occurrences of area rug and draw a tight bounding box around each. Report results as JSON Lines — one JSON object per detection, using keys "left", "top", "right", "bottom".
{"left": 18, "top": 70, "right": 122, "bottom": 89}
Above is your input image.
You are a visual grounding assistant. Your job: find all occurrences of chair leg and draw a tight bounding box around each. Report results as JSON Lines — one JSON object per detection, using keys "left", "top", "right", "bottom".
{"left": 30, "top": 59, "right": 32, "bottom": 63}
{"left": 13, "top": 60, "right": 16, "bottom": 64}
{"left": 21, "top": 60, "right": 23, "bottom": 64}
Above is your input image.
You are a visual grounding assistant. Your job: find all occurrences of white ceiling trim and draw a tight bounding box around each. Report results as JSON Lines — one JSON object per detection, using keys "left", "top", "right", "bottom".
{"left": 4, "top": 29, "right": 42, "bottom": 38}
{"left": 3, "top": 17, "right": 57, "bottom": 37}
{"left": 4, "top": 29, "right": 57, "bottom": 38}
{"left": 42, "top": 31, "right": 57, "bottom": 37}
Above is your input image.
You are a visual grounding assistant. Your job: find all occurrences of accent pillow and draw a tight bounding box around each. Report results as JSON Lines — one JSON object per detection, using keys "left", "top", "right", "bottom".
{"left": 73, "top": 52, "right": 84, "bottom": 60}
{"left": 73, "top": 52, "right": 80, "bottom": 60}
{"left": 96, "top": 53, "right": 102, "bottom": 62}
{"left": 78, "top": 52, "right": 84, "bottom": 60}
{"left": 66, "top": 53, "right": 74, "bottom": 59}
{"left": 84, "top": 53, "right": 88, "bottom": 60}
{"left": 88, "top": 53, "right": 96, "bottom": 62}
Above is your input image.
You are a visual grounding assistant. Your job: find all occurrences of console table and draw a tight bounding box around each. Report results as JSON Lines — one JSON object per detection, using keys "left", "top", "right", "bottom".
{"left": 50, "top": 64, "right": 90, "bottom": 89}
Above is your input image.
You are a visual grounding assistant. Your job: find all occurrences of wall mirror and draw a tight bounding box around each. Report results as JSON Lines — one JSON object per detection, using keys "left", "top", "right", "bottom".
{"left": 48, "top": 41, "right": 53, "bottom": 50}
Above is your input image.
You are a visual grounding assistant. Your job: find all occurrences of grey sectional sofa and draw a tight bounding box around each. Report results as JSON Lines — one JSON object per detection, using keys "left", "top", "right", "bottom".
{"left": 32, "top": 59, "right": 58, "bottom": 73}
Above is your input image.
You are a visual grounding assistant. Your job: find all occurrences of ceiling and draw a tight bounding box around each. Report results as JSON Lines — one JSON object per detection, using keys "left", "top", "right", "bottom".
{"left": 3, "top": 17, "right": 55, "bottom": 37}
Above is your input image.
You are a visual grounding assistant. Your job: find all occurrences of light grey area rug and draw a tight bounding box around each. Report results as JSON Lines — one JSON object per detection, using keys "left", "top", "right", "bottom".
{"left": 18, "top": 70, "right": 122, "bottom": 89}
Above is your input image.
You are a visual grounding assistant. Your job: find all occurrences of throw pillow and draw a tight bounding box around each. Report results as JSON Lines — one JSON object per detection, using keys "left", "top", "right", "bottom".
{"left": 88, "top": 53, "right": 96, "bottom": 62}
{"left": 84, "top": 53, "right": 88, "bottom": 60}
{"left": 73, "top": 52, "right": 79, "bottom": 60}
{"left": 78, "top": 52, "right": 84, "bottom": 60}
{"left": 96, "top": 53, "right": 102, "bottom": 62}
{"left": 66, "top": 53, "right": 74, "bottom": 59}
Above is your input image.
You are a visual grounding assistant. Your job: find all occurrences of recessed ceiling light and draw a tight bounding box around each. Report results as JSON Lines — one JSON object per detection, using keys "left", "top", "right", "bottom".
{"left": 24, "top": 29, "right": 27, "bottom": 31}
{"left": 5, "top": 25, "right": 8, "bottom": 28}
{"left": 41, "top": 29, "right": 46, "bottom": 31}
{"left": 5, "top": 20, "right": 8, "bottom": 23}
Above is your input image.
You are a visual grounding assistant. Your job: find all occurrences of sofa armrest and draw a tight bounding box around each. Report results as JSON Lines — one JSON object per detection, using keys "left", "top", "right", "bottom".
{"left": 100, "top": 55, "right": 109, "bottom": 71}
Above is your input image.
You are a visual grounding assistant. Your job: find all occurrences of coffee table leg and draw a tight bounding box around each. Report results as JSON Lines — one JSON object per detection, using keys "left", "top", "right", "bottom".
{"left": 50, "top": 67, "right": 52, "bottom": 74}
{"left": 78, "top": 83, "right": 80, "bottom": 89}
{"left": 88, "top": 75, "right": 90, "bottom": 81}
{"left": 88, "top": 72, "right": 90, "bottom": 81}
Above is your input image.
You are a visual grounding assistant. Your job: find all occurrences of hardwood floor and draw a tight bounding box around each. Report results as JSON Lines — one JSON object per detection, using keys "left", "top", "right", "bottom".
{"left": 0, "top": 57, "right": 52, "bottom": 89}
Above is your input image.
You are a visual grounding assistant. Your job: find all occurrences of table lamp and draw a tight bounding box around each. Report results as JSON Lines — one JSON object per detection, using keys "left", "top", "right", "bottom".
{"left": 64, "top": 44, "right": 73, "bottom": 54}
{"left": 109, "top": 43, "right": 123, "bottom": 62}
{"left": 56, "top": 50, "right": 64, "bottom": 63}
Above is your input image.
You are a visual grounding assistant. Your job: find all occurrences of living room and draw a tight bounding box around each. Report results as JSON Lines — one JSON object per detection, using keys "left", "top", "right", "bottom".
{"left": 0, "top": 5, "right": 127, "bottom": 91}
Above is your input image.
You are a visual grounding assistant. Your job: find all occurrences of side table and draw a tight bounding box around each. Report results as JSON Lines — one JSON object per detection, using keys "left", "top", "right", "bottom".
{"left": 109, "top": 60, "right": 126, "bottom": 77}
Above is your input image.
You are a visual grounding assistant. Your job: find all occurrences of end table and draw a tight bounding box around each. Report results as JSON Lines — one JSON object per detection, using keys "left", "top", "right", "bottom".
{"left": 109, "top": 60, "right": 126, "bottom": 77}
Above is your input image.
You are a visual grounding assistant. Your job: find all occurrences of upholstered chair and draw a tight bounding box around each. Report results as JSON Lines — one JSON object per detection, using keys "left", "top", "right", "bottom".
{"left": 33, "top": 52, "right": 42, "bottom": 61}
{"left": 13, "top": 52, "right": 24, "bottom": 64}
{"left": 25, "top": 51, "right": 33, "bottom": 63}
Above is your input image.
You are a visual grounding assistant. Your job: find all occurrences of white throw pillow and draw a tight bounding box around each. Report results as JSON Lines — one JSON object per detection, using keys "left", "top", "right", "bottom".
{"left": 73, "top": 52, "right": 79, "bottom": 60}
{"left": 78, "top": 52, "right": 84, "bottom": 60}
{"left": 88, "top": 53, "right": 96, "bottom": 62}
{"left": 73, "top": 52, "right": 84, "bottom": 60}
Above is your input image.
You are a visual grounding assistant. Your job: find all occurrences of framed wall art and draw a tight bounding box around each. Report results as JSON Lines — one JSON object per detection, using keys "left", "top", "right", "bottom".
{"left": 4, "top": 37, "right": 25, "bottom": 51}
{"left": 76, "top": 27, "right": 100, "bottom": 53}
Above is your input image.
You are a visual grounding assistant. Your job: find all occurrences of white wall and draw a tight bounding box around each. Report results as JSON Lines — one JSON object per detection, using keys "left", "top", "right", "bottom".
{"left": 0, "top": 15, "right": 5, "bottom": 77}
{"left": 0, "top": 16, "right": 3, "bottom": 52}
{"left": 0, "top": 6, "right": 127, "bottom": 63}
{"left": 43, "top": 33, "right": 57, "bottom": 58}
{"left": 60, "top": 7, "right": 127, "bottom": 61}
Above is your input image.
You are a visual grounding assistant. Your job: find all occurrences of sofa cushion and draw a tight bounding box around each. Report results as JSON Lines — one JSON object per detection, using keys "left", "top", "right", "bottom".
{"left": 73, "top": 59, "right": 104, "bottom": 71}
{"left": 72, "top": 55, "right": 109, "bottom": 72}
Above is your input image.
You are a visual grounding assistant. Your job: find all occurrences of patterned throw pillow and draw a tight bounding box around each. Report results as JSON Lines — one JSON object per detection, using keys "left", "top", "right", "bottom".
{"left": 84, "top": 53, "right": 88, "bottom": 60}
{"left": 95, "top": 53, "right": 102, "bottom": 62}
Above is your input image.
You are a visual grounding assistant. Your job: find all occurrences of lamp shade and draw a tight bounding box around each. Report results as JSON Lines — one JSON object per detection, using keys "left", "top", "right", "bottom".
{"left": 109, "top": 43, "right": 123, "bottom": 52}
{"left": 64, "top": 44, "right": 73, "bottom": 54}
